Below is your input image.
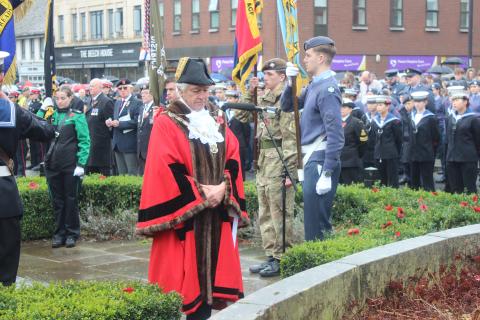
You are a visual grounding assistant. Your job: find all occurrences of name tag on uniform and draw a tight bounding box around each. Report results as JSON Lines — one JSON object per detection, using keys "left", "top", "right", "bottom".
{"left": 91, "top": 108, "right": 99, "bottom": 116}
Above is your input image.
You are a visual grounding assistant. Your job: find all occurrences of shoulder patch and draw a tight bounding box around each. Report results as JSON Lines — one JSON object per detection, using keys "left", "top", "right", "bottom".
{"left": 327, "top": 86, "right": 335, "bottom": 93}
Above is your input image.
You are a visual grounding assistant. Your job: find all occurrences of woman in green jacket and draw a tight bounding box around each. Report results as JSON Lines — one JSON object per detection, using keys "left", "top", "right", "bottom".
{"left": 37, "top": 86, "right": 90, "bottom": 248}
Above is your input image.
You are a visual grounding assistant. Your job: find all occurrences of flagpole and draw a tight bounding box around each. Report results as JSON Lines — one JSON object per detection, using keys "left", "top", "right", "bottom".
{"left": 252, "top": 64, "right": 259, "bottom": 170}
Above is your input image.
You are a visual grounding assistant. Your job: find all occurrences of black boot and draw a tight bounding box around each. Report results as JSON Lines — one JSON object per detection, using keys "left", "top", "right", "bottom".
{"left": 249, "top": 256, "right": 274, "bottom": 274}
{"left": 259, "top": 259, "right": 280, "bottom": 277}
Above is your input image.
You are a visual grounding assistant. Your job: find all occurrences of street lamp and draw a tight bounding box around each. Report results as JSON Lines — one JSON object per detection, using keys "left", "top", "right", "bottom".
{"left": 468, "top": 0, "right": 474, "bottom": 68}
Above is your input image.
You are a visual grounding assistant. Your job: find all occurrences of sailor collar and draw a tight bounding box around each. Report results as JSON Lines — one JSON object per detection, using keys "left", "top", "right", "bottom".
{"left": 411, "top": 109, "right": 435, "bottom": 123}
{"left": 373, "top": 112, "right": 398, "bottom": 128}
{"left": 0, "top": 99, "right": 16, "bottom": 128}
{"left": 454, "top": 109, "right": 476, "bottom": 121}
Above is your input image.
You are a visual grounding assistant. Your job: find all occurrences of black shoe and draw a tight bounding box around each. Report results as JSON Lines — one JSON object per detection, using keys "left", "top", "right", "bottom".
{"left": 52, "top": 237, "right": 65, "bottom": 248}
{"left": 249, "top": 257, "right": 274, "bottom": 274}
{"left": 259, "top": 259, "right": 280, "bottom": 277}
{"left": 65, "top": 237, "right": 76, "bottom": 248}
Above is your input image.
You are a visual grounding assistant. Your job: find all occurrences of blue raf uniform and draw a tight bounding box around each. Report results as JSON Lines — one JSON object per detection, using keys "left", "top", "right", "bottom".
{"left": 469, "top": 80, "right": 480, "bottom": 113}
{"left": 404, "top": 68, "right": 436, "bottom": 113}
{"left": 384, "top": 69, "right": 406, "bottom": 104}
{"left": 281, "top": 36, "right": 344, "bottom": 241}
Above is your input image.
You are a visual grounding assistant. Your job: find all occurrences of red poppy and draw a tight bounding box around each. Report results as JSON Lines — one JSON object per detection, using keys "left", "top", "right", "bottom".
{"left": 394, "top": 231, "right": 401, "bottom": 238}
{"left": 473, "top": 195, "right": 479, "bottom": 203}
{"left": 397, "top": 207, "right": 404, "bottom": 214}
{"left": 28, "top": 182, "right": 39, "bottom": 190}
{"left": 382, "top": 221, "right": 393, "bottom": 229}
{"left": 473, "top": 206, "right": 480, "bottom": 213}
{"left": 347, "top": 228, "right": 360, "bottom": 236}
{"left": 99, "top": 175, "right": 107, "bottom": 180}
{"left": 431, "top": 192, "right": 438, "bottom": 196}
{"left": 397, "top": 212, "right": 405, "bottom": 219}
{"left": 216, "top": 116, "right": 224, "bottom": 125}
{"left": 371, "top": 187, "right": 379, "bottom": 193}
{"left": 460, "top": 201, "right": 469, "bottom": 207}
{"left": 475, "top": 275, "right": 480, "bottom": 282}
{"left": 385, "top": 204, "right": 393, "bottom": 211}
{"left": 122, "top": 287, "right": 134, "bottom": 293}
{"left": 419, "top": 204, "right": 428, "bottom": 212}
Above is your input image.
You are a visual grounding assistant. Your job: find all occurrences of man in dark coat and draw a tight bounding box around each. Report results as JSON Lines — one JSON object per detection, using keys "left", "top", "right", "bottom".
{"left": 340, "top": 99, "right": 368, "bottom": 184}
{"left": 137, "top": 84, "right": 157, "bottom": 175}
{"left": 0, "top": 51, "right": 55, "bottom": 286}
{"left": 27, "top": 88, "right": 45, "bottom": 169}
{"left": 85, "top": 78, "right": 114, "bottom": 176}
{"left": 107, "top": 79, "right": 142, "bottom": 175}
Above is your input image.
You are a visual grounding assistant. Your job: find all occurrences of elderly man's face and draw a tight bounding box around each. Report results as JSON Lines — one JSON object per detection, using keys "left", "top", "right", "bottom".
{"left": 89, "top": 80, "right": 102, "bottom": 96}
{"left": 180, "top": 84, "right": 210, "bottom": 111}
{"left": 141, "top": 89, "right": 153, "bottom": 104}
{"left": 117, "top": 85, "right": 131, "bottom": 99}
{"left": 166, "top": 82, "right": 179, "bottom": 102}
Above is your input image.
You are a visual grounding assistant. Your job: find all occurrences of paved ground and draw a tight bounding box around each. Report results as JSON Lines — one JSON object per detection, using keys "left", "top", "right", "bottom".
{"left": 17, "top": 239, "right": 277, "bottom": 297}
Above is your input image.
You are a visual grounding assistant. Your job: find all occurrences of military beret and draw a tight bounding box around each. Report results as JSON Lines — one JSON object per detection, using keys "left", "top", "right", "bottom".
{"left": 469, "top": 80, "right": 480, "bottom": 87}
{"left": 30, "top": 88, "right": 41, "bottom": 95}
{"left": 262, "top": 58, "right": 287, "bottom": 72}
{"left": 404, "top": 68, "right": 422, "bottom": 77}
{"left": 303, "top": 36, "right": 335, "bottom": 51}
{"left": 102, "top": 81, "right": 113, "bottom": 88}
{"left": 175, "top": 57, "right": 215, "bottom": 86}
{"left": 116, "top": 78, "right": 131, "bottom": 87}
{"left": 8, "top": 91, "right": 19, "bottom": 98}
{"left": 341, "top": 98, "right": 356, "bottom": 109}
{"left": 411, "top": 91, "right": 430, "bottom": 101}
{"left": 431, "top": 83, "right": 441, "bottom": 90}
{"left": 343, "top": 88, "right": 358, "bottom": 96}
{"left": 367, "top": 95, "right": 391, "bottom": 104}
{"left": 384, "top": 69, "right": 399, "bottom": 78}
{"left": 225, "top": 90, "right": 240, "bottom": 97}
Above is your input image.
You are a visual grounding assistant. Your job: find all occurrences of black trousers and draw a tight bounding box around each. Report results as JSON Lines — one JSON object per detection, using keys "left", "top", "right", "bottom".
{"left": 0, "top": 216, "right": 21, "bottom": 286}
{"left": 376, "top": 159, "right": 399, "bottom": 188}
{"left": 186, "top": 303, "right": 212, "bottom": 320}
{"left": 29, "top": 141, "right": 45, "bottom": 167}
{"left": 340, "top": 167, "right": 362, "bottom": 185}
{"left": 447, "top": 161, "right": 478, "bottom": 194}
{"left": 47, "top": 171, "right": 81, "bottom": 240}
{"left": 410, "top": 161, "right": 435, "bottom": 191}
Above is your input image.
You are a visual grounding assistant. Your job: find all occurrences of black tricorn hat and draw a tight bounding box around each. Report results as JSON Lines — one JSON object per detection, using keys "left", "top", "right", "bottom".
{"left": 175, "top": 57, "right": 215, "bottom": 86}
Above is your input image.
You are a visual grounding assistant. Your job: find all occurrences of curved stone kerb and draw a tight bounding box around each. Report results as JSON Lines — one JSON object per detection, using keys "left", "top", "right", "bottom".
{"left": 212, "top": 224, "right": 480, "bottom": 320}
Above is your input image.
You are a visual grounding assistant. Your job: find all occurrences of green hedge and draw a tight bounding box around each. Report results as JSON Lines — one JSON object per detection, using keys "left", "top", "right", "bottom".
{"left": 0, "top": 281, "right": 182, "bottom": 320}
{"left": 281, "top": 185, "right": 480, "bottom": 277}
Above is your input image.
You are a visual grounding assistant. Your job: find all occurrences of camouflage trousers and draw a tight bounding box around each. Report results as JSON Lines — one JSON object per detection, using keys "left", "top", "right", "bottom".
{"left": 256, "top": 177, "right": 295, "bottom": 260}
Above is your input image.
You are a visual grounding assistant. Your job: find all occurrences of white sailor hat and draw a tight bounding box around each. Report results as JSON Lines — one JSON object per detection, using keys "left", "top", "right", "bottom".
{"left": 410, "top": 91, "right": 429, "bottom": 101}
{"left": 367, "top": 95, "right": 391, "bottom": 104}
{"left": 450, "top": 90, "right": 469, "bottom": 100}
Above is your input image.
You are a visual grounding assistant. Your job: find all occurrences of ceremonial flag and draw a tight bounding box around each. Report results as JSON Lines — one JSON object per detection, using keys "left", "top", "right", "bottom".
{"left": 0, "top": 0, "right": 17, "bottom": 84}
{"left": 44, "top": 0, "right": 56, "bottom": 98}
{"left": 145, "top": 0, "right": 167, "bottom": 106}
{"left": 276, "top": 0, "right": 309, "bottom": 92}
{"left": 232, "top": 0, "right": 263, "bottom": 93}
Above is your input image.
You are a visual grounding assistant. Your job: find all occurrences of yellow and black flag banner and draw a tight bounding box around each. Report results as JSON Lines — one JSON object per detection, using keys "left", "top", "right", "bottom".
{"left": 44, "top": 0, "right": 56, "bottom": 99}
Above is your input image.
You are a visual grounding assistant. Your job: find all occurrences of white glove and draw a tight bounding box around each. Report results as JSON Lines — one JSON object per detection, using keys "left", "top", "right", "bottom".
{"left": 316, "top": 165, "right": 332, "bottom": 195}
{"left": 41, "top": 97, "right": 53, "bottom": 111}
{"left": 286, "top": 62, "right": 299, "bottom": 77}
{"left": 73, "top": 166, "right": 85, "bottom": 177}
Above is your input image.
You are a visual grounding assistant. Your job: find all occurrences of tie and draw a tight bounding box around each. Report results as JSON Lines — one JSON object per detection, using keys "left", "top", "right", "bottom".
{"left": 119, "top": 99, "right": 127, "bottom": 116}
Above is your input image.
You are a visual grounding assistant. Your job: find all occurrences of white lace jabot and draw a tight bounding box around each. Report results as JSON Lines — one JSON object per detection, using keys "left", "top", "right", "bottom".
{"left": 185, "top": 108, "right": 224, "bottom": 145}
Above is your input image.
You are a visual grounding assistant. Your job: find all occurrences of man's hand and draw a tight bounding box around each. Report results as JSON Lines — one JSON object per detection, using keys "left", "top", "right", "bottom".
{"left": 111, "top": 120, "right": 120, "bottom": 127}
{"left": 105, "top": 118, "right": 112, "bottom": 127}
{"left": 201, "top": 182, "right": 226, "bottom": 208}
{"left": 249, "top": 77, "right": 260, "bottom": 94}
{"left": 285, "top": 177, "right": 293, "bottom": 187}
{"left": 315, "top": 165, "right": 332, "bottom": 195}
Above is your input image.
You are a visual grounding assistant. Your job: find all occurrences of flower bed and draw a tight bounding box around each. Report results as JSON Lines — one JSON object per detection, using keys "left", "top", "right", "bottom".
{"left": 344, "top": 252, "right": 480, "bottom": 319}
{"left": 281, "top": 185, "right": 480, "bottom": 277}
{"left": 0, "top": 281, "right": 182, "bottom": 320}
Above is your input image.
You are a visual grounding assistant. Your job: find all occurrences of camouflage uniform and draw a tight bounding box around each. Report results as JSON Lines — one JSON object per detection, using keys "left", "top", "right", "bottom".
{"left": 243, "top": 82, "right": 297, "bottom": 260}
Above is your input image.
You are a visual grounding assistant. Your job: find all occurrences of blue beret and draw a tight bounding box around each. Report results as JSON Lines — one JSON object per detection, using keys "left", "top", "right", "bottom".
{"left": 431, "top": 83, "right": 441, "bottom": 90}
{"left": 469, "top": 80, "right": 480, "bottom": 86}
{"left": 404, "top": 68, "right": 422, "bottom": 77}
{"left": 304, "top": 36, "right": 335, "bottom": 51}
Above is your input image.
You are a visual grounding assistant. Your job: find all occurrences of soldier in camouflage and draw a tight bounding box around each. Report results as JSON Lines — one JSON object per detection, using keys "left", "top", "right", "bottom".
{"left": 245, "top": 58, "right": 298, "bottom": 277}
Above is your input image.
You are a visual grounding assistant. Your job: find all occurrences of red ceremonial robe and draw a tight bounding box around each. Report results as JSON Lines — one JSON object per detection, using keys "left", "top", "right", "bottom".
{"left": 136, "top": 101, "right": 249, "bottom": 315}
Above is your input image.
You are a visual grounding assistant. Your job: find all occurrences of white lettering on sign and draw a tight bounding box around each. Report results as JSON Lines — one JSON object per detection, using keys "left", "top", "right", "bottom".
{"left": 79, "top": 48, "right": 114, "bottom": 58}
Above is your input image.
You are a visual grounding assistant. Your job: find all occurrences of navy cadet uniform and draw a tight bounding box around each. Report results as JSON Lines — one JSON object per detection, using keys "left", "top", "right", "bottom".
{"left": 340, "top": 100, "right": 368, "bottom": 184}
{"left": 384, "top": 69, "right": 406, "bottom": 105}
{"left": 370, "top": 96, "right": 402, "bottom": 188}
{"left": 281, "top": 36, "right": 344, "bottom": 241}
{"left": 469, "top": 80, "right": 480, "bottom": 113}
{"left": 342, "top": 88, "right": 365, "bottom": 120}
{"left": 404, "top": 68, "right": 436, "bottom": 114}
{"left": 361, "top": 108, "right": 377, "bottom": 169}
{"left": 445, "top": 90, "right": 480, "bottom": 194}
{"left": 0, "top": 52, "right": 55, "bottom": 286}
{"left": 398, "top": 94, "right": 413, "bottom": 186}
{"left": 408, "top": 91, "right": 441, "bottom": 191}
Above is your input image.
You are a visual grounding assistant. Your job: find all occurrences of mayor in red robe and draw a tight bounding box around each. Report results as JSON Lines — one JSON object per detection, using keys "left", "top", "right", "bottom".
{"left": 136, "top": 57, "right": 249, "bottom": 319}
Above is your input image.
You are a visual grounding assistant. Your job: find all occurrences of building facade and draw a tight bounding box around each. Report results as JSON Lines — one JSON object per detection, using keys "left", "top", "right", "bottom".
{"left": 15, "top": 0, "right": 48, "bottom": 87}
{"left": 54, "top": 0, "right": 145, "bottom": 82}
{"left": 53, "top": 0, "right": 480, "bottom": 83}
